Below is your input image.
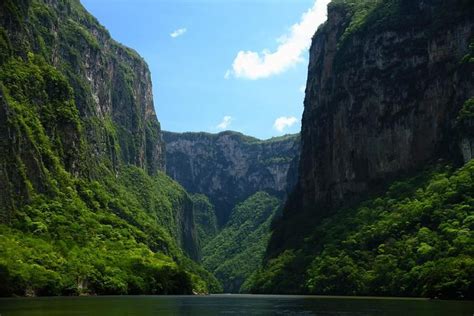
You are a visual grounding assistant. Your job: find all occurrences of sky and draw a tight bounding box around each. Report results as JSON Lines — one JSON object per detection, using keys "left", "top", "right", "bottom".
{"left": 80, "top": 0, "right": 330, "bottom": 139}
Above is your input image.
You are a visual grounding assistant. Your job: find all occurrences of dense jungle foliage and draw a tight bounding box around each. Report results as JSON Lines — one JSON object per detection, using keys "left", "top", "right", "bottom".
{"left": 202, "top": 192, "right": 280, "bottom": 293}
{"left": 247, "top": 161, "right": 474, "bottom": 299}
{"left": 191, "top": 194, "right": 218, "bottom": 249}
{"left": 0, "top": 0, "right": 220, "bottom": 296}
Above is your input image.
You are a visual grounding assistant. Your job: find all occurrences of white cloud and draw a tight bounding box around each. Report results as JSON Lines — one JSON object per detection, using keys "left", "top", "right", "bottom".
{"left": 170, "top": 28, "right": 187, "bottom": 38}
{"left": 273, "top": 116, "right": 298, "bottom": 132}
{"left": 299, "top": 85, "right": 306, "bottom": 93}
{"left": 226, "top": 0, "right": 330, "bottom": 80}
{"left": 217, "top": 116, "right": 233, "bottom": 130}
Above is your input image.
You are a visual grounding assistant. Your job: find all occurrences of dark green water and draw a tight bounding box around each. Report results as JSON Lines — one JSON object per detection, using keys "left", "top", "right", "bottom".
{"left": 0, "top": 295, "right": 472, "bottom": 315}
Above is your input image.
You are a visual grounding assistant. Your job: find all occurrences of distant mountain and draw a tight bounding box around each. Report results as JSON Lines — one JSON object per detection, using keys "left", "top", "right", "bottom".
{"left": 163, "top": 130, "right": 299, "bottom": 225}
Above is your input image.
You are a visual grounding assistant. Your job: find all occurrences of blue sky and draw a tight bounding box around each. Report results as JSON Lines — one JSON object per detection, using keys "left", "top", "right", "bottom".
{"left": 80, "top": 0, "right": 329, "bottom": 139}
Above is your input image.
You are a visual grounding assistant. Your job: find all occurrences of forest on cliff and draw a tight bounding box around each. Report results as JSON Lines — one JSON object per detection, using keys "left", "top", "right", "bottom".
{"left": 0, "top": 0, "right": 472, "bottom": 300}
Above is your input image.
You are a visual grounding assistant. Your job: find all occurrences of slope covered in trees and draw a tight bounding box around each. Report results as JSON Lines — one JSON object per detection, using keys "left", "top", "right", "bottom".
{"left": 0, "top": 167, "right": 220, "bottom": 296}
{"left": 202, "top": 192, "right": 280, "bottom": 293}
{"left": 248, "top": 161, "right": 474, "bottom": 299}
{"left": 0, "top": 0, "right": 220, "bottom": 296}
{"left": 191, "top": 194, "right": 218, "bottom": 249}
{"left": 1, "top": 0, "right": 472, "bottom": 299}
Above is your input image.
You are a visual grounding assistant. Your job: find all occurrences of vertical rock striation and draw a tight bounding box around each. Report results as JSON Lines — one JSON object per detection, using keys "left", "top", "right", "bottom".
{"left": 163, "top": 131, "right": 300, "bottom": 225}
{"left": 295, "top": 0, "right": 473, "bottom": 217}
{"left": 0, "top": 0, "right": 164, "bottom": 177}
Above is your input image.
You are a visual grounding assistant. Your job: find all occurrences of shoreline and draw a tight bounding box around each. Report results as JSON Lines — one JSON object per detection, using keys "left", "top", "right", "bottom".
{"left": 1, "top": 294, "right": 470, "bottom": 302}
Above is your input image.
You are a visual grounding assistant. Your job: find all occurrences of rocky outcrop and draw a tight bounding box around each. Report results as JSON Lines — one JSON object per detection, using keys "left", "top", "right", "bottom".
{"left": 293, "top": 0, "right": 474, "bottom": 216}
{"left": 163, "top": 131, "right": 299, "bottom": 225}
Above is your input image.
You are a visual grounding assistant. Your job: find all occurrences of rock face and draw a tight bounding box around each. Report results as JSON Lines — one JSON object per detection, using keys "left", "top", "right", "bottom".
{"left": 163, "top": 131, "right": 300, "bottom": 225}
{"left": 1, "top": 0, "right": 164, "bottom": 177}
{"left": 293, "top": 0, "right": 474, "bottom": 217}
{"left": 0, "top": 0, "right": 196, "bottom": 258}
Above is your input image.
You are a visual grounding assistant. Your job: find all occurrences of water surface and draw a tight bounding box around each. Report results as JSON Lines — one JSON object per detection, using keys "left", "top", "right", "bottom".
{"left": 0, "top": 294, "right": 472, "bottom": 315}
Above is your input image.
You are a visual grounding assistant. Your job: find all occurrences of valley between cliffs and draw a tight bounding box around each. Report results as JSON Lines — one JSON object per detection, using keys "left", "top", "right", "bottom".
{"left": 0, "top": 0, "right": 473, "bottom": 300}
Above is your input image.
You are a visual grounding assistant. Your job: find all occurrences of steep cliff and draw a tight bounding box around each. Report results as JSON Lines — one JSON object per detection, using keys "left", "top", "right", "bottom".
{"left": 1, "top": 0, "right": 164, "bottom": 178}
{"left": 271, "top": 0, "right": 474, "bottom": 251}
{"left": 163, "top": 131, "right": 299, "bottom": 225}
{"left": 298, "top": 0, "right": 473, "bottom": 215}
{"left": 0, "top": 0, "right": 218, "bottom": 296}
{"left": 251, "top": 0, "right": 474, "bottom": 299}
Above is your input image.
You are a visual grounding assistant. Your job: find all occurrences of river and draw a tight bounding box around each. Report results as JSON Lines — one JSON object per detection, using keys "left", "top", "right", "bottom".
{"left": 0, "top": 294, "right": 472, "bottom": 315}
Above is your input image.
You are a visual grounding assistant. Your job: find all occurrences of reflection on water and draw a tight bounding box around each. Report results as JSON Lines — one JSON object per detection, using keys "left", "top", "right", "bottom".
{"left": 0, "top": 294, "right": 473, "bottom": 316}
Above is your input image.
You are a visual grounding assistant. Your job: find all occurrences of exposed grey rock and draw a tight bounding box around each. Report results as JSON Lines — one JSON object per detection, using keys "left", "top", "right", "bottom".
{"left": 295, "top": 1, "right": 474, "bottom": 215}
{"left": 163, "top": 131, "right": 300, "bottom": 225}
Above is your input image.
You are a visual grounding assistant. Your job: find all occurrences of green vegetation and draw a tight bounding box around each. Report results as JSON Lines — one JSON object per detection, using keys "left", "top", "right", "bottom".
{"left": 248, "top": 161, "right": 474, "bottom": 299}
{"left": 0, "top": 53, "right": 83, "bottom": 171}
{"left": 457, "top": 98, "right": 474, "bottom": 123}
{"left": 0, "top": 0, "right": 220, "bottom": 296}
{"left": 202, "top": 192, "right": 280, "bottom": 293}
{"left": 329, "top": 0, "right": 382, "bottom": 43}
{"left": 461, "top": 41, "right": 474, "bottom": 64}
{"left": 0, "top": 228, "right": 190, "bottom": 296}
{"left": 457, "top": 98, "right": 474, "bottom": 138}
{"left": 262, "top": 133, "right": 299, "bottom": 144}
{"left": 165, "top": 130, "right": 298, "bottom": 146}
{"left": 1, "top": 0, "right": 471, "bottom": 300}
{"left": 247, "top": 0, "right": 474, "bottom": 299}
{"left": 327, "top": 0, "right": 474, "bottom": 63}
{"left": 191, "top": 194, "right": 218, "bottom": 248}
{"left": 458, "top": 98, "right": 474, "bottom": 121}
{"left": 0, "top": 165, "right": 221, "bottom": 296}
